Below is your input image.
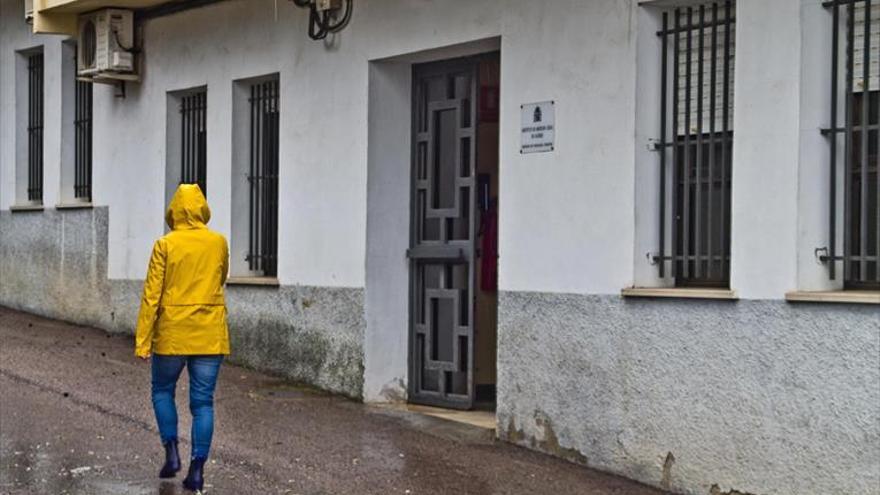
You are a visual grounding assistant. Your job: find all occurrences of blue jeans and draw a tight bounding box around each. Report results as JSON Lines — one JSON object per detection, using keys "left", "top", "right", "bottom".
{"left": 151, "top": 355, "right": 223, "bottom": 459}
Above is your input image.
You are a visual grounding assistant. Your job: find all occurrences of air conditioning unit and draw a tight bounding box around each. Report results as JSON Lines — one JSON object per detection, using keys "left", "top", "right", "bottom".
{"left": 77, "top": 9, "right": 135, "bottom": 78}
{"left": 24, "top": 0, "right": 33, "bottom": 23}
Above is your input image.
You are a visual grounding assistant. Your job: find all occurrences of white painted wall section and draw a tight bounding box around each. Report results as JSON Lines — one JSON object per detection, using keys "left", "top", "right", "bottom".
{"left": 498, "top": 0, "right": 638, "bottom": 295}
{"left": 729, "top": 0, "right": 802, "bottom": 299}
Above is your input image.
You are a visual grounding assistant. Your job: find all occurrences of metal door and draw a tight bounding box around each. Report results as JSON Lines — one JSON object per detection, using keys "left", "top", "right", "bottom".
{"left": 408, "top": 58, "right": 478, "bottom": 409}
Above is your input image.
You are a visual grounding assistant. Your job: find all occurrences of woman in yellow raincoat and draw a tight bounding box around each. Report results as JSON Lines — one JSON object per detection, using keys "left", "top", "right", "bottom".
{"left": 135, "top": 184, "right": 230, "bottom": 493}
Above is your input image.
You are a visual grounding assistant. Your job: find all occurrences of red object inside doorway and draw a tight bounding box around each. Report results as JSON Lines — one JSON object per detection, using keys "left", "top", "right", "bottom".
{"left": 480, "top": 201, "right": 498, "bottom": 291}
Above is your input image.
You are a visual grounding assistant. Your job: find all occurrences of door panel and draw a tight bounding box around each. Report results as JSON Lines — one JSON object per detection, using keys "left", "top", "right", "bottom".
{"left": 409, "top": 58, "right": 478, "bottom": 409}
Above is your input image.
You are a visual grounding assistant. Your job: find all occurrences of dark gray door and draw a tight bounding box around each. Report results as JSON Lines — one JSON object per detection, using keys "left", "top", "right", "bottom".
{"left": 408, "top": 58, "right": 478, "bottom": 409}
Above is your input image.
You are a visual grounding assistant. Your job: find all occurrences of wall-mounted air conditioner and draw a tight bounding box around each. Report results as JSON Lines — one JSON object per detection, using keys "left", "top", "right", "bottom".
{"left": 24, "top": 0, "right": 33, "bottom": 23}
{"left": 77, "top": 9, "right": 136, "bottom": 80}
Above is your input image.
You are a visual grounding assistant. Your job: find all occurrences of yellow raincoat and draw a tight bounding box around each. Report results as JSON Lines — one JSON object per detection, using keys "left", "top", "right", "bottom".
{"left": 135, "top": 184, "right": 230, "bottom": 357}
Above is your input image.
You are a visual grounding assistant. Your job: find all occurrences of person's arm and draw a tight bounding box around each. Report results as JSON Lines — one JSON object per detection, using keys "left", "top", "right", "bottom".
{"left": 135, "top": 239, "right": 167, "bottom": 358}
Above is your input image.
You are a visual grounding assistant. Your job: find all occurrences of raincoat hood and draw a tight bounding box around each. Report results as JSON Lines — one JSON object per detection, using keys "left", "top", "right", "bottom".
{"left": 166, "top": 184, "right": 211, "bottom": 230}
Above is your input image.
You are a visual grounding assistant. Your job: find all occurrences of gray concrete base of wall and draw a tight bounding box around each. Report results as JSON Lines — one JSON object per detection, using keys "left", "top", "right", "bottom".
{"left": 224, "top": 284, "right": 364, "bottom": 398}
{"left": 0, "top": 208, "right": 364, "bottom": 398}
{"left": 496, "top": 290, "right": 879, "bottom": 495}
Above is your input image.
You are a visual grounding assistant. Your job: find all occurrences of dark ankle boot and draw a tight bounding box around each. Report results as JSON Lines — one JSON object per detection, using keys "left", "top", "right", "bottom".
{"left": 159, "top": 439, "right": 181, "bottom": 478}
{"left": 182, "top": 456, "right": 206, "bottom": 492}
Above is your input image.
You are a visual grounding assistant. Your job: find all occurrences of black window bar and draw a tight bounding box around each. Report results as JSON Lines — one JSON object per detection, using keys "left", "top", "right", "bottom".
{"left": 74, "top": 74, "right": 93, "bottom": 201}
{"left": 27, "top": 52, "right": 44, "bottom": 202}
{"left": 654, "top": 1, "right": 735, "bottom": 287}
{"left": 821, "top": 0, "right": 879, "bottom": 289}
{"left": 245, "top": 79, "right": 279, "bottom": 277}
{"left": 180, "top": 90, "right": 207, "bottom": 195}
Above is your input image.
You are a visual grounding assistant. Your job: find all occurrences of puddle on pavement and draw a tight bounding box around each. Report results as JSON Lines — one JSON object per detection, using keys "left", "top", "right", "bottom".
{"left": 2, "top": 463, "right": 157, "bottom": 495}
{"left": 1, "top": 456, "right": 189, "bottom": 495}
{"left": 1, "top": 439, "right": 158, "bottom": 495}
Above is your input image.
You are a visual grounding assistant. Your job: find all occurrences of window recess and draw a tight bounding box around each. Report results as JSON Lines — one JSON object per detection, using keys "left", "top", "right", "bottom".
{"left": 27, "top": 52, "right": 44, "bottom": 203}
{"left": 179, "top": 90, "right": 207, "bottom": 195}
{"left": 653, "top": 1, "right": 735, "bottom": 288}
{"left": 245, "top": 78, "right": 280, "bottom": 278}
{"left": 74, "top": 69, "right": 93, "bottom": 201}
{"left": 820, "top": 0, "right": 879, "bottom": 290}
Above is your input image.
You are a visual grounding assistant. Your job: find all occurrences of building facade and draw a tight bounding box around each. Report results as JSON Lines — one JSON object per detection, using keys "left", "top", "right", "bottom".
{"left": 1, "top": 0, "right": 878, "bottom": 494}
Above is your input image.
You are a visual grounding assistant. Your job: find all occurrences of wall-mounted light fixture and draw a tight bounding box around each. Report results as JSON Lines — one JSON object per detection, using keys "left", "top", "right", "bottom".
{"left": 289, "top": 0, "right": 353, "bottom": 40}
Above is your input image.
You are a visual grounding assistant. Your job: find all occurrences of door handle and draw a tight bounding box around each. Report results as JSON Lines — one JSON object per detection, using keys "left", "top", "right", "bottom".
{"left": 406, "top": 246, "right": 466, "bottom": 262}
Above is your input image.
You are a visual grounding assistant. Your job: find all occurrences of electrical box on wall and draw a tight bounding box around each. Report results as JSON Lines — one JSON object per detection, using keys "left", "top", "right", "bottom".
{"left": 77, "top": 9, "right": 137, "bottom": 81}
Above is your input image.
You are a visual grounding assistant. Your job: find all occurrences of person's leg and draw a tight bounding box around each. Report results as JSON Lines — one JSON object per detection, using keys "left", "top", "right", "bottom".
{"left": 186, "top": 355, "right": 223, "bottom": 459}
{"left": 182, "top": 355, "right": 222, "bottom": 491}
{"left": 150, "top": 355, "right": 187, "bottom": 443}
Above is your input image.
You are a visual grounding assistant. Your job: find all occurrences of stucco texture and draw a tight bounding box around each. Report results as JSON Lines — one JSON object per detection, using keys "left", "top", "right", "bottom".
{"left": 225, "top": 285, "right": 364, "bottom": 399}
{"left": 0, "top": 209, "right": 364, "bottom": 398}
{"left": 496, "top": 291, "right": 880, "bottom": 495}
{"left": 0, "top": 208, "right": 116, "bottom": 330}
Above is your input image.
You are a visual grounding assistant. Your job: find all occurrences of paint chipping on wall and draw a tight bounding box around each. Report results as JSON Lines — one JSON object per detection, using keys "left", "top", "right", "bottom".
{"left": 378, "top": 378, "right": 406, "bottom": 403}
{"left": 503, "top": 413, "right": 589, "bottom": 466}
{"left": 661, "top": 452, "right": 675, "bottom": 490}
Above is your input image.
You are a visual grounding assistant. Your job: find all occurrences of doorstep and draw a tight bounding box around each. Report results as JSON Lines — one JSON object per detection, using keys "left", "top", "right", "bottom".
{"left": 403, "top": 404, "right": 497, "bottom": 430}
{"left": 370, "top": 403, "right": 496, "bottom": 445}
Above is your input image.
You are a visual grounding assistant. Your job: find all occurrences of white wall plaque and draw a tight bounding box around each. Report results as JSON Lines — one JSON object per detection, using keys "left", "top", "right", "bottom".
{"left": 520, "top": 101, "right": 555, "bottom": 154}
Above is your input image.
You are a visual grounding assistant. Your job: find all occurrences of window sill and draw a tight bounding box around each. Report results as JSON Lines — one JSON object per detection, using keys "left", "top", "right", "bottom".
{"left": 785, "top": 290, "right": 879, "bottom": 305}
{"left": 226, "top": 276, "right": 280, "bottom": 287}
{"left": 621, "top": 287, "right": 738, "bottom": 300}
{"left": 55, "top": 202, "right": 93, "bottom": 210}
{"left": 9, "top": 204, "right": 44, "bottom": 212}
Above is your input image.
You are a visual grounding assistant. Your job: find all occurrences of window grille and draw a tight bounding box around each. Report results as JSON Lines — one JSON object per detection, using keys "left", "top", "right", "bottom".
{"left": 74, "top": 75, "right": 93, "bottom": 200}
{"left": 655, "top": 1, "right": 735, "bottom": 287}
{"left": 245, "top": 79, "right": 279, "bottom": 277}
{"left": 180, "top": 90, "right": 207, "bottom": 195}
{"left": 27, "top": 52, "right": 44, "bottom": 202}
{"left": 822, "top": 0, "right": 879, "bottom": 289}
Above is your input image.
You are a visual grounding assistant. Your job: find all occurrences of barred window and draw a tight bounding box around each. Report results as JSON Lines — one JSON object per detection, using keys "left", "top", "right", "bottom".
{"left": 27, "top": 52, "right": 44, "bottom": 202}
{"left": 179, "top": 90, "right": 207, "bottom": 195}
{"left": 74, "top": 74, "right": 93, "bottom": 201}
{"left": 655, "top": 1, "right": 735, "bottom": 287}
{"left": 822, "top": 0, "right": 879, "bottom": 289}
{"left": 245, "top": 78, "right": 279, "bottom": 277}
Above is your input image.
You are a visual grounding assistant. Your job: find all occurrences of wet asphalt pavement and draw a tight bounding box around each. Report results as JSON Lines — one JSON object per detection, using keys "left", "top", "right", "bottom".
{"left": 0, "top": 307, "right": 666, "bottom": 495}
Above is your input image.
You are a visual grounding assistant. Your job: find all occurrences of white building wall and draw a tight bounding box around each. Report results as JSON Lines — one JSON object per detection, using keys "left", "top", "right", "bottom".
{"left": 3, "top": 0, "right": 842, "bottom": 296}
{"left": 93, "top": 0, "right": 370, "bottom": 285}
{"left": 83, "top": 0, "right": 506, "bottom": 286}
{"left": 2, "top": 0, "right": 641, "bottom": 293}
